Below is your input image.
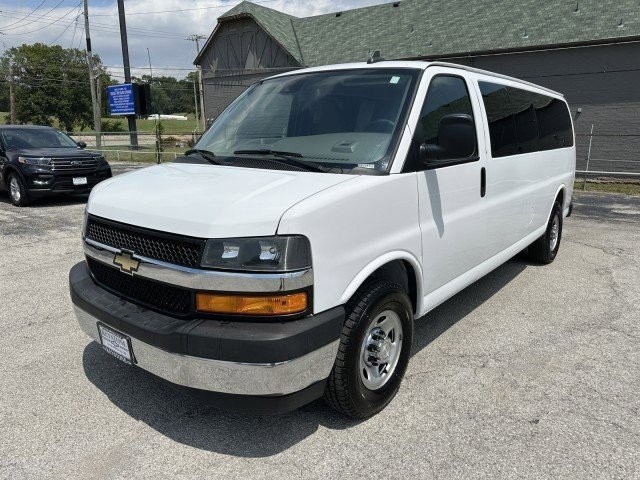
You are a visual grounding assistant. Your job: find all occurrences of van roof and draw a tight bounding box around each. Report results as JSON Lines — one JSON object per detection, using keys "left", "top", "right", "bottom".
{"left": 271, "top": 60, "right": 564, "bottom": 98}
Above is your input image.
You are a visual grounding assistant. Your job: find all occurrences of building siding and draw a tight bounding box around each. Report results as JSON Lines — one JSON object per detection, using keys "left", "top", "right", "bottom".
{"left": 444, "top": 42, "right": 640, "bottom": 172}
{"left": 199, "top": 17, "right": 300, "bottom": 122}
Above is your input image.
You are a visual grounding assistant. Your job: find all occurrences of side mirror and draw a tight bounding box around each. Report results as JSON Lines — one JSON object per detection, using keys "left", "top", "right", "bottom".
{"left": 77, "top": 141, "right": 87, "bottom": 149}
{"left": 419, "top": 114, "right": 476, "bottom": 165}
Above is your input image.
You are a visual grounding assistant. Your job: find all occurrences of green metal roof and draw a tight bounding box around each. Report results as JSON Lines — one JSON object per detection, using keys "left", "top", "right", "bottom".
{"left": 197, "top": 0, "right": 640, "bottom": 67}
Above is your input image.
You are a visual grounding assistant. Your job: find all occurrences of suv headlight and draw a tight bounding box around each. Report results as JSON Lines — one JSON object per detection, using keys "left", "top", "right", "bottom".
{"left": 18, "top": 156, "right": 51, "bottom": 166}
{"left": 201, "top": 235, "right": 311, "bottom": 272}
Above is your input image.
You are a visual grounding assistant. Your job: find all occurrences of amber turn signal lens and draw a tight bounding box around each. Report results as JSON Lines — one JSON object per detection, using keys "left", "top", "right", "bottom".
{"left": 196, "top": 292, "right": 307, "bottom": 315}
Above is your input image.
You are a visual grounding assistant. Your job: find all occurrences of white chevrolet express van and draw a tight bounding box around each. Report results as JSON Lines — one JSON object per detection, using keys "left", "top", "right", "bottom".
{"left": 70, "top": 61, "right": 575, "bottom": 418}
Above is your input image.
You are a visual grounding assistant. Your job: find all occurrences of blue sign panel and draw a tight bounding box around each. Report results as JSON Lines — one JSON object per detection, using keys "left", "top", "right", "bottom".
{"left": 107, "top": 83, "right": 136, "bottom": 116}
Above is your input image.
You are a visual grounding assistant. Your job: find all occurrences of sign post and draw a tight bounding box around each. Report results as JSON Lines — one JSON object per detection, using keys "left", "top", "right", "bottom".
{"left": 116, "top": 0, "right": 138, "bottom": 148}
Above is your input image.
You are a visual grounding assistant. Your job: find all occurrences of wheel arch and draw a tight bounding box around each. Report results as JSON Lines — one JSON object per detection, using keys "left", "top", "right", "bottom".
{"left": 339, "top": 252, "right": 423, "bottom": 317}
{"left": 2, "top": 164, "right": 25, "bottom": 185}
{"left": 547, "top": 183, "right": 566, "bottom": 220}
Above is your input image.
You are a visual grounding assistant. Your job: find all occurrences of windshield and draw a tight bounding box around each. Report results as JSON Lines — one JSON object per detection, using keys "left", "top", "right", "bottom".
{"left": 195, "top": 68, "right": 420, "bottom": 173}
{"left": 0, "top": 128, "right": 78, "bottom": 150}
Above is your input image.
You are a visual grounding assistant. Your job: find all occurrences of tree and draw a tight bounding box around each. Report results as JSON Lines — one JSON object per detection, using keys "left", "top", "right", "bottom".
{"left": 0, "top": 43, "right": 112, "bottom": 130}
{"left": 134, "top": 73, "right": 199, "bottom": 115}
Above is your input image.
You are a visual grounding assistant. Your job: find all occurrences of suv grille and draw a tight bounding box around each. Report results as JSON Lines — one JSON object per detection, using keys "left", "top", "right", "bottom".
{"left": 87, "top": 258, "right": 192, "bottom": 316}
{"left": 51, "top": 157, "right": 100, "bottom": 172}
{"left": 86, "top": 216, "right": 205, "bottom": 268}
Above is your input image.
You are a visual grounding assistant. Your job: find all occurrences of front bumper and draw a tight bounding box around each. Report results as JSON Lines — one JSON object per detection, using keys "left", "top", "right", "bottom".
{"left": 24, "top": 165, "right": 112, "bottom": 194}
{"left": 70, "top": 262, "right": 344, "bottom": 412}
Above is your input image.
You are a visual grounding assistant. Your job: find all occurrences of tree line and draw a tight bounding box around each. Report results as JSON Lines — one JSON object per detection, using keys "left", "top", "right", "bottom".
{"left": 0, "top": 43, "right": 201, "bottom": 131}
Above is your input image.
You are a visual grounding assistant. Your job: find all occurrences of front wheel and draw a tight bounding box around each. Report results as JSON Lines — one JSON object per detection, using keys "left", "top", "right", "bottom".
{"left": 8, "top": 173, "right": 30, "bottom": 207}
{"left": 528, "top": 200, "right": 563, "bottom": 264}
{"left": 324, "top": 279, "right": 413, "bottom": 419}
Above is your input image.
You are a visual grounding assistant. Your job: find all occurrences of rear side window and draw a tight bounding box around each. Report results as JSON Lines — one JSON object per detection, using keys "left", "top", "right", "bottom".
{"left": 479, "top": 81, "right": 573, "bottom": 158}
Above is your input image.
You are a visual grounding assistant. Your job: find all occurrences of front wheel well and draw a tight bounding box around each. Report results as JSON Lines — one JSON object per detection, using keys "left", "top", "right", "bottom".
{"left": 365, "top": 259, "right": 417, "bottom": 314}
{"left": 555, "top": 188, "right": 565, "bottom": 210}
{"left": 3, "top": 165, "right": 20, "bottom": 185}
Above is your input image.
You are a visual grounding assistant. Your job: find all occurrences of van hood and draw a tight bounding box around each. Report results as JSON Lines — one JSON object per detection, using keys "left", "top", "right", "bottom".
{"left": 87, "top": 163, "right": 355, "bottom": 238}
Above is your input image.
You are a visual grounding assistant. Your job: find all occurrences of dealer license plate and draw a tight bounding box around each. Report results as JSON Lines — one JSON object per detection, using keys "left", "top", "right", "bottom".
{"left": 72, "top": 177, "right": 87, "bottom": 186}
{"left": 97, "top": 323, "right": 134, "bottom": 364}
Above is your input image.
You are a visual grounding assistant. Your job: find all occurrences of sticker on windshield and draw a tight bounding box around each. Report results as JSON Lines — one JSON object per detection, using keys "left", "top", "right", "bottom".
{"left": 390, "top": 76, "right": 400, "bottom": 84}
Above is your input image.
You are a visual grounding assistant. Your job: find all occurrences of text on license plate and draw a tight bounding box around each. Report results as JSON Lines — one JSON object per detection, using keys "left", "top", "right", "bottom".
{"left": 97, "top": 323, "right": 133, "bottom": 364}
{"left": 73, "top": 177, "right": 87, "bottom": 186}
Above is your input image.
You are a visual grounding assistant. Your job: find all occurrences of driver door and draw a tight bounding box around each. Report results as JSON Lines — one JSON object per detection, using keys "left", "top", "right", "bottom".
{"left": 413, "top": 69, "right": 488, "bottom": 309}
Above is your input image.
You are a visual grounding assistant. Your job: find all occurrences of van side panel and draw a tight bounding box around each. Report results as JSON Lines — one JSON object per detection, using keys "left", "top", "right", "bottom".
{"left": 277, "top": 174, "right": 422, "bottom": 315}
{"left": 471, "top": 73, "right": 576, "bottom": 259}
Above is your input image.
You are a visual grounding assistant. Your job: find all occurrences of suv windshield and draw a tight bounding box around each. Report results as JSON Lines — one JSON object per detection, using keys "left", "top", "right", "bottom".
{"left": 0, "top": 128, "right": 78, "bottom": 150}
{"left": 195, "top": 68, "right": 421, "bottom": 174}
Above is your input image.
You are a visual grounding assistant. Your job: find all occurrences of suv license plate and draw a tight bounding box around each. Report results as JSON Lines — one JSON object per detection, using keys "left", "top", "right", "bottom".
{"left": 73, "top": 177, "right": 87, "bottom": 186}
{"left": 97, "top": 323, "right": 134, "bottom": 364}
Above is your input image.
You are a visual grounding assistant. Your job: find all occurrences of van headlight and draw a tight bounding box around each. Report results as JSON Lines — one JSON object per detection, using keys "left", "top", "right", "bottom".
{"left": 201, "top": 236, "right": 311, "bottom": 272}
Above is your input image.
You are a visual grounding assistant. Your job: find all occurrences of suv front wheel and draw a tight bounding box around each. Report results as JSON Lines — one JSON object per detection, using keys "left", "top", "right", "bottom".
{"left": 8, "top": 173, "right": 30, "bottom": 207}
{"left": 324, "top": 279, "right": 413, "bottom": 419}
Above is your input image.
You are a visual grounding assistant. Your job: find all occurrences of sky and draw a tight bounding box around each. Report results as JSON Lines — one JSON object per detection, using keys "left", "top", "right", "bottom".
{"left": 0, "top": 0, "right": 393, "bottom": 79}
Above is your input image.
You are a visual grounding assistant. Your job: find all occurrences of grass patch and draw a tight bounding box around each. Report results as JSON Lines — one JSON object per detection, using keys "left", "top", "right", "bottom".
{"left": 574, "top": 180, "right": 640, "bottom": 196}
{"left": 90, "top": 144, "right": 186, "bottom": 164}
{"left": 0, "top": 112, "right": 201, "bottom": 134}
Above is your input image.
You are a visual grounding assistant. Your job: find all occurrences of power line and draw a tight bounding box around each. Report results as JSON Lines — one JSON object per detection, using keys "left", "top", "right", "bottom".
{"left": 0, "top": 10, "right": 191, "bottom": 39}
{"left": 89, "top": 0, "right": 281, "bottom": 17}
{"left": 1, "top": 0, "right": 68, "bottom": 32}
{"left": 69, "top": 8, "right": 81, "bottom": 48}
{"left": 2, "top": 2, "right": 83, "bottom": 36}
{"left": 0, "top": 0, "right": 47, "bottom": 31}
{"left": 50, "top": 8, "right": 83, "bottom": 46}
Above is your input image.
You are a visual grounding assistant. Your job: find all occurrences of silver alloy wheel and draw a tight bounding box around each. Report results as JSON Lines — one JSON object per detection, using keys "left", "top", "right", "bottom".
{"left": 9, "top": 176, "right": 21, "bottom": 202}
{"left": 359, "top": 309, "right": 403, "bottom": 390}
{"left": 549, "top": 214, "right": 560, "bottom": 251}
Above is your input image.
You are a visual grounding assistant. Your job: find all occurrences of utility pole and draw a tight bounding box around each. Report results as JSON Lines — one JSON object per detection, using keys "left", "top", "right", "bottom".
{"left": 83, "top": 0, "right": 101, "bottom": 147}
{"left": 192, "top": 78, "right": 199, "bottom": 132}
{"left": 187, "top": 34, "right": 206, "bottom": 132}
{"left": 117, "top": 0, "right": 138, "bottom": 148}
{"left": 146, "top": 47, "right": 153, "bottom": 79}
{"left": 8, "top": 64, "right": 16, "bottom": 125}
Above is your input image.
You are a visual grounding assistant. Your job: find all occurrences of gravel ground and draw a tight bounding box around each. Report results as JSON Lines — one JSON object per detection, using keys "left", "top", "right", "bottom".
{"left": 0, "top": 172, "right": 638, "bottom": 479}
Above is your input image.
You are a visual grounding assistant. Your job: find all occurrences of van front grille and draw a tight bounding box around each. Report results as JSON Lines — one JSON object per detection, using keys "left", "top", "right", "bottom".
{"left": 86, "top": 216, "right": 205, "bottom": 268}
{"left": 86, "top": 258, "right": 193, "bottom": 316}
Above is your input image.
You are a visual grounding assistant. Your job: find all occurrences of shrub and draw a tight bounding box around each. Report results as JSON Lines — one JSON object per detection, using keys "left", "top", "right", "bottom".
{"left": 101, "top": 119, "right": 125, "bottom": 132}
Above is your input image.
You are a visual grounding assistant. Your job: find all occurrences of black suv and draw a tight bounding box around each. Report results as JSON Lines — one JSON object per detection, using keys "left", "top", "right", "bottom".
{"left": 0, "top": 125, "right": 112, "bottom": 206}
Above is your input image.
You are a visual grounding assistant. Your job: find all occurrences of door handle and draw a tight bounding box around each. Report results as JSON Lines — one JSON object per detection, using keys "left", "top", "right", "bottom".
{"left": 480, "top": 167, "right": 486, "bottom": 198}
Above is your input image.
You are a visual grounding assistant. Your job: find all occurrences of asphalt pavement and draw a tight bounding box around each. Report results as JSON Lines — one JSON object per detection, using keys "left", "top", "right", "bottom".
{"left": 0, "top": 171, "right": 638, "bottom": 479}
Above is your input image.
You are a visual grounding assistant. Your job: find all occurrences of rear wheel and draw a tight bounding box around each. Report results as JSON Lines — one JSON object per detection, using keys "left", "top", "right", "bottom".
{"left": 528, "top": 200, "right": 563, "bottom": 264}
{"left": 8, "top": 173, "right": 30, "bottom": 207}
{"left": 324, "top": 279, "right": 413, "bottom": 419}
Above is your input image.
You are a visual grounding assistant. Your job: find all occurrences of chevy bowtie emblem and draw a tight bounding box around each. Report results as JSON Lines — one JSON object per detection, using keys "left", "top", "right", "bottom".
{"left": 113, "top": 250, "right": 140, "bottom": 275}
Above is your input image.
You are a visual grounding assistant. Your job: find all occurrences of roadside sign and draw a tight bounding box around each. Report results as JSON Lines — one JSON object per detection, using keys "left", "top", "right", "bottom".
{"left": 107, "top": 84, "right": 136, "bottom": 116}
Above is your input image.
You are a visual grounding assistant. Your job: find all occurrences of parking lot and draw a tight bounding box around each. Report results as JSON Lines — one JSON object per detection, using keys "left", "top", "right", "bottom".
{"left": 1, "top": 166, "right": 639, "bottom": 479}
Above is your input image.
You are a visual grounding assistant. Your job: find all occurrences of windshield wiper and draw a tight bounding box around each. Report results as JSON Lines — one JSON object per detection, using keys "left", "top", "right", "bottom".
{"left": 233, "top": 149, "right": 329, "bottom": 173}
{"left": 184, "top": 148, "right": 223, "bottom": 165}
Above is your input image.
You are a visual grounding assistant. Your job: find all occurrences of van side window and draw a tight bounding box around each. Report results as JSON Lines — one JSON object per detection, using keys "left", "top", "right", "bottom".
{"left": 479, "top": 81, "right": 574, "bottom": 158}
{"left": 477, "top": 83, "right": 517, "bottom": 157}
{"left": 509, "top": 88, "right": 540, "bottom": 154}
{"left": 416, "top": 75, "right": 477, "bottom": 164}
{"left": 536, "top": 97, "right": 574, "bottom": 150}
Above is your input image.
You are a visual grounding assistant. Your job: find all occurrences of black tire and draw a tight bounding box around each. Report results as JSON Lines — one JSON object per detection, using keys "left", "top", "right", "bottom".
{"left": 7, "top": 172, "right": 30, "bottom": 207}
{"left": 528, "top": 200, "right": 563, "bottom": 264}
{"left": 324, "top": 279, "right": 413, "bottom": 419}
